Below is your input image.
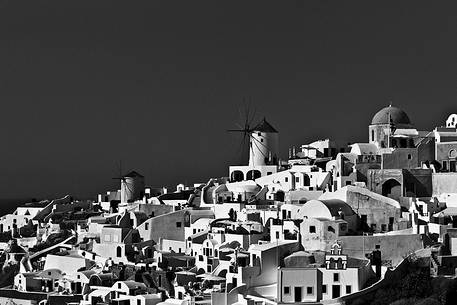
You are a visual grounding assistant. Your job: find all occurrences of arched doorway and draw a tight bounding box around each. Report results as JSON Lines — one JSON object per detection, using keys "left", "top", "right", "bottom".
{"left": 275, "top": 190, "right": 285, "bottom": 202}
{"left": 382, "top": 179, "right": 402, "bottom": 200}
{"left": 246, "top": 170, "right": 261, "bottom": 180}
{"left": 230, "top": 171, "right": 244, "bottom": 182}
{"left": 303, "top": 174, "right": 310, "bottom": 186}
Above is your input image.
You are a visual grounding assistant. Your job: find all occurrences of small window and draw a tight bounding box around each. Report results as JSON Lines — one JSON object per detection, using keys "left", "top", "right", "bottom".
{"left": 307, "top": 286, "right": 313, "bottom": 295}
{"left": 285, "top": 177, "right": 289, "bottom": 182}
{"left": 267, "top": 172, "right": 272, "bottom": 175}
{"left": 322, "top": 285, "right": 327, "bottom": 294}
{"left": 295, "top": 177, "right": 299, "bottom": 183}
{"left": 118, "top": 283, "right": 121, "bottom": 289}
{"left": 145, "top": 223, "right": 149, "bottom": 230}
{"left": 309, "top": 226, "right": 316, "bottom": 233}
{"left": 48, "top": 272, "right": 51, "bottom": 276}
{"left": 176, "top": 222, "right": 182, "bottom": 228}
{"left": 258, "top": 132, "right": 261, "bottom": 136}
{"left": 284, "top": 286, "right": 290, "bottom": 294}
{"left": 334, "top": 273, "right": 339, "bottom": 282}
{"left": 260, "top": 138, "right": 264, "bottom": 142}
{"left": 276, "top": 231, "right": 280, "bottom": 239}
{"left": 193, "top": 229, "right": 196, "bottom": 234}
{"left": 407, "top": 154, "right": 412, "bottom": 160}
{"left": 346, "top": 285, "right": 352, "bottom": 294}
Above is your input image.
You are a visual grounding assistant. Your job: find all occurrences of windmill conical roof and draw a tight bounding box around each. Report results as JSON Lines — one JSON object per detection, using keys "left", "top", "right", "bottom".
{"left": 252, "top": 118, "right": 278, "bottom": 133}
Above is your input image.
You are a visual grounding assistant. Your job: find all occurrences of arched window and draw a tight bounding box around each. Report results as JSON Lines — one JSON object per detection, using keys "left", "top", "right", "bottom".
{"left": 246, "top": 170, "right": 261, "bottom": 180}
{"left": 230, "top": 171, "right": 244, "bottom": 182}
{"left": 116, "top": 246, "right": 122, "bottom": 257}
{"left": 371, "top": 130, "right": 375, "bottom": 142}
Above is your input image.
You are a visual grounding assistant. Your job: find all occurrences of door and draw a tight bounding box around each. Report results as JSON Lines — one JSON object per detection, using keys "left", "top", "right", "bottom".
{"left": 294, "top": 286, "right": 302, "bottom": 302}
{"left": 361, "top": 215, "right": 368, "bottom": 230}
{"left": 332, "top": 285, "right": 340, "bottom": 298}
{"left": 76, "top": 282, "right": 82, "bottom": 294}
{"left": 450, "top": 161, "right": 456, "bottom": 172}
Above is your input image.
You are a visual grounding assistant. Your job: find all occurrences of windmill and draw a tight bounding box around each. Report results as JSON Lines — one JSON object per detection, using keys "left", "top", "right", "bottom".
{"left": 227, "top": 102, "right": 273, "bottom": 167}
{"left": 112, "top": 161, "right": 145, "bottom": 203}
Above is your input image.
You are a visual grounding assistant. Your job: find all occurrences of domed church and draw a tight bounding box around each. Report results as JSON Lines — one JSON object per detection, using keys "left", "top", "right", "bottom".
{"left": 369, "top": 105, "right": 416, "bottom": 149}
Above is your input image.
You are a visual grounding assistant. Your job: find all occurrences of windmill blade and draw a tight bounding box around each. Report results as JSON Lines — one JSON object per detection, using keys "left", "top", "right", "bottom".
{"left": 234, "top": 130, "right": 249, "bottom": 165}
{"left": 247, "top": 106, "right": 257, "bottom": 129}
{"left": 251, "top": 135, "right": 269, "bottom": 150}
{"left": 244, "top": 99, "right": 250, "bottom": 131}
{"left": 251, "top": 136, "right": 269, "bottom": 160}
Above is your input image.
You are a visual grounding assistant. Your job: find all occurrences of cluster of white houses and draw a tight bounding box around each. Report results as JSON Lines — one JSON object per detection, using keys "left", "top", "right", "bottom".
{"left": 2, "top": 106, "right": 457, "bottom": 304}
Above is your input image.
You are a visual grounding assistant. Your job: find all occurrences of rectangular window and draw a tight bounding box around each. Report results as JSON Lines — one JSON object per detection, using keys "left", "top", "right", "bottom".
{"left": 284, "top": 286, "right": 290, "bottom": 294}
{"left": 113, "top": 235, "right": 119, "bottom": 242}
{"left": 104, "top": 234, "right": 110, "bottom": 242}
{"left": 276, "top": 231, "right": 280, "bottom": 239}
{"left": 322, "top": 285, "right": 327, "bottom": 294}
{"left": 334, "top": 273, "right": 339, "bottom": 282}
{"left": 285, "top": 177, "right": 289, "bottom": 182}
{"left": 145, "top": 223, "right": 149, "bottom": 230}
{"left": 309, "top": 226, "right": 316, "bottom": 233}
{"left": 346, "top": 285, "right": 352, "bottom": 294}
{"left": 176, "top": 222, "right": 182, "bottom": 228}
{"left": 267, "top": 172, "right": 272, "bottom": 175}
{"left": 295, "top": 177, "right": 299, "bottom": 183}
{"left": 193, "top": 229, "right": 196, "bottom": 234}
{"left": 307, "top": 286, "right": 313, "bottom": 295}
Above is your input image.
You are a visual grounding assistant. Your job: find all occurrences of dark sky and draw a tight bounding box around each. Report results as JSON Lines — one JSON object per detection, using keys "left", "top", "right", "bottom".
{"left": 0, "top": 1, "right": 456, "bottom": 199}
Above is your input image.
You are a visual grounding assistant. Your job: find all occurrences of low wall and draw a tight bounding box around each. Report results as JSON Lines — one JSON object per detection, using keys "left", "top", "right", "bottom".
{"left": 335, "top": 234, "right": 424, "bottom": 265}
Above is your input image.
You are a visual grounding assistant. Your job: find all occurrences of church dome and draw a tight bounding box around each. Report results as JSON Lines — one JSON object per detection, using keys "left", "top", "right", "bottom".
{"left": 371, "top": 106, "right": 412, "bottom": 126}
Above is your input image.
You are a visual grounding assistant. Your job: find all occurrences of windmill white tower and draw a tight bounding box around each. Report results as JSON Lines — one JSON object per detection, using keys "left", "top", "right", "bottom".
{"left": 113, "top": 170, "right": 145, "bottom": 203}
{"left": 248, "top": 118, "right": 279, "bottom": 166}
